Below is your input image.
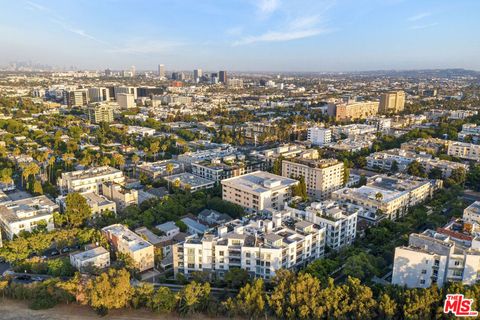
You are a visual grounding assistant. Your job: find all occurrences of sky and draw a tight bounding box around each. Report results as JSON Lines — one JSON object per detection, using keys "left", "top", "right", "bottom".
{"left": 0, "top": 0, "right": 479, "bottom": 72}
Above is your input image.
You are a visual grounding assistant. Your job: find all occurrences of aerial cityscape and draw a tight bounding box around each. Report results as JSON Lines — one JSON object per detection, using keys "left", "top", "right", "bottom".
{"left": 0, "top": 0, "right": 480, "bottom": 319}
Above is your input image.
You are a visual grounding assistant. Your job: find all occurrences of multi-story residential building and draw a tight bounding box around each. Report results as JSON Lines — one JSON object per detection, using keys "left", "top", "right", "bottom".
{"left": 102, "top": 224, "right": 154, "bottom": 272}
{"left": 126, "top": 126, "right": 156, "bottom": 137}
{"left": 117, "top": 93, "right": 135, "bottom": 109}
{"left": 282, "top": 158, "right": 344, "bottom": 200}
{"left": 136, "top": 160, "right": 184, "bottom": 180}
{"left": 191, "top": 158, "right": 267, "bottom": 182}
{"left": 307, "top": 127, "right": 331, "bottom": 146}
{"left": 328, "top": 101, "right": 379, "bottom": 121}
{"left": 463, "top": 201, "right": 480, "bottom": 226}
{"left": 221, "top": 171, "right": 298, "bottom": 212}
{"left": 250, "top": 144, "right": 308, "bottom": 168}
{"left": 172, "top": 211, "right": 326, "bottom": 280}
{"left": 458, "top": 124, "right": 480, "bottom": 143}
{"left": 448, "top": 141, "right": 480, "bottom": 161}
{"left": 304, "top": 201, "right": 357, "bottom": 250}
{"left": 392, "top": 230, "right": 480, "bottom": 288}
{"left": 330, "top": 124, "right": 377, "bottom": 139}
{"left": 56, "top": 191, "right": 116, "bottom": 216}
{"left": 58, "top": 166, "right": 125, "bottom": 195}
{"left": 101, "top": 182, "right": 138, "bottom": 211}
{"left": 87, "top": 103, "right": 114, "bottom": 124}
{"left": 177, "top": 146, "right": 238, "bottom": 168}
{"left": 164, "top": 173, "right": 215, "bottom": 192}
{"left": 332, "top": 174, "right": 441, "bottom": 221}
{"left": 400, "top": 138, "right": 450, "bottom": 154}
{"left": 0, "top": 196, "right": 57, "bottom": 239}
{"left": 379, "top": 91, "right": 405, "bottom": 114}
{"left": 367, "top": 148, "right": 468, "bottom": 178}
{"left": 227, "top": 78, "right": 243, "bottom": 89}
{"left": 70, "top": 247, "right": 110, "bottom": 273}
{"left": 365, "top": 116, "right": 392, "bottom": 132}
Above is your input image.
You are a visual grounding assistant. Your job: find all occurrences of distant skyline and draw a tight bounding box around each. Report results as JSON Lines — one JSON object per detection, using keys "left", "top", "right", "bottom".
{"left": 0, "top": 0, "right": 479, "bottom": 72}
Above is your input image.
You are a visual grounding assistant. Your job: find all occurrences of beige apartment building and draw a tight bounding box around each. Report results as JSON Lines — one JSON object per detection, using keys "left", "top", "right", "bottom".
{"left": 87, "top": 103, "right": 114, "bottom": 123}
{"left": 101, "top": 182, "right": 138, "bottom": 211}
{"left": 58, "top": 166, "right": 125, "bottom": 195}
{"left": 447, "top": 141, "right": 480, "bottom": 161}
{"left": 221, "top": 171, "right": 298, "bottom": 213}
{"left": 282, "top": 158, "right": 344, "bottom": 200}
{"left": 102, "top": 224, "right": 154, "bottom": 272}
{"left": 330, "top": 101, "right": 380, "bottom": 121}
{"left": 379, "top": 91, "right": 405, "bottom": 114}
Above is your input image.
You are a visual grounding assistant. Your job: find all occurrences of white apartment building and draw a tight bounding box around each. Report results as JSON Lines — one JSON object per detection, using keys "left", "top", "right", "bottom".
{"left": 191, "top": 158, "right": 266, "bottom": 182}
{"left": 0, "top": 196, "right": 57, "bottom": 239}
{"left": 164, "top": 173, "right": 215, "bottom": 192}
{"left": 463, "top": 201, "right": 480, "bottom": 226}
{"left": 307, "top": 127, "right": 332, "bottom": 146}
{"left": 221, "top": 171, "right": 298, "bottom": 213}
{"left": 459, "top": 124, "right": 480, "bottom": 143}
{"left": 366, "top": 148, "right": 468, "bottom": 178}
{"left": 332, "top": 174, "right": 441, "bottom": 221}
{"left": 126, "top": 125, "right": 156, "bottom": 137}
{"left": 173, "top": 211, "right": 326, "bottom": 280}
{"left": 102, "top": 224, "right": 154, "bottom": 272}
{"left": 448, "top": 141, "right": 480, "bottom": 161}
{"left": 136, "top": 160, "right": 184, "bottom": 180}
{"left": 249, "top": 144, "right": 307, "bottom": 167}
{"left": 57, "top": 166, "right": 125, "bottom": 195}
{"left": 304, "top": 201, "right": 357, "bottom": 250}
{"left": 282, "top": 158, "right": 344, "bottom": 200}
{"left": 117, "top": 93, "right": 135, "bottom": 109}
{"left": 392, "top": 230, "right": 480, "bottom": 288}
{"left": 70, "top": 247, "right": 110, "bottom": 273}
{"left": 101, "top": 182, "right": 138, "bottom": 211}
{"left": 56, "top": 191, "right": 116, "bottom": 216}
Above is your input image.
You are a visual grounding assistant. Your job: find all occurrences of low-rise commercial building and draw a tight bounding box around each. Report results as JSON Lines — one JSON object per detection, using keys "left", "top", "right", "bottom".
{"left": 221, "top": 171, "right": 298, "bottom": 213}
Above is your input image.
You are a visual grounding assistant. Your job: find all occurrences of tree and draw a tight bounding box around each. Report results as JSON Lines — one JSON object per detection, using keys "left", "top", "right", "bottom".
{"left": 85, "top": 268, "right": 133, "bottom": 313}
{"left": 377, "top": 293, "right": 397, "bottom": 319}
{"left": 272, "top": 156, "right": 283, "bottom": 175}
{"left": 224, "top": 278, "right": 265, "bottom": 319}
{"left": 303, "top": 258, "right": 340, "bottom": 283}
{"left": 224, "top": 268, "right": 250, "bottom": 289}
{"left": 407, "top": 160, "right": 427, "bottom": 178}
{"left": 176, "top": 281, "right": 211, "bottom": 315}
{"left": 64, "top": 192, "right": 91, "bottom": 227}
{"left": 32, "top": 180, "right": 43, "bottom": 195}
{"left": 166, "top": 162, "right": 174, "bottom": 176}
{"left": 428, "top": 167, "right": 443, "bottom": 179}
{"left": 342, "top": 252, "right": 379, "bottom": 281}
{"left": 390, "top": 160, "right": 399, "bottom": 173}
{"left": 150, "top": 287, "right": 176, "bottom": 313}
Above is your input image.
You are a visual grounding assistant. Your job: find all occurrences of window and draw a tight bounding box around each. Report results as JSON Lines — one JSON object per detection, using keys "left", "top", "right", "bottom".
{"left": 454, "top": 260, "right": 461, "bottom": 266}
{"left": 421, "top": 269, "right": 427, "bottom": 274}
{"left": 420, "top": 280, "right": 425, "bottom": 284}
{"left": 219, "top": 251, "right": 224, "bottom": 256}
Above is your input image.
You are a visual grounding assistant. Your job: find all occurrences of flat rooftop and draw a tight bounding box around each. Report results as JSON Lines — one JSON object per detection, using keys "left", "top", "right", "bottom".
{"left": 222, "top": 171, "right": 298, "bottom": 194}
{"left": 164, "top": 173, "right": 214, "bottom": 187}
{"left": 0, "top": 195, "right": 58, "bottom": 223}
{"left": 71, "top": 246, "right": 109, "bottom": 261}
{"left": 61, "top": 166, "right": 121, "bottom": 180}
{"left": 102, "top": 224, "right": 153, "bottom": 252}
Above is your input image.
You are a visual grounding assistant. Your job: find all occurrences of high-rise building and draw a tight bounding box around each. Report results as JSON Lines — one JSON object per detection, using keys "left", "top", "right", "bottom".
{"left": 328, "top": 101, "right": 379, "bottom": 121}
{"left": 219, "top": 70, "right": 227, "bottom": 84}
{"left": 193, "top": 69, "right": 202, "bottom": 83}
{"left": 63, "top": 89, "right": 88, "bottom": 107}
{"left": 158, "top": 64, "right": 165, "bottom": 78}
{"left": 104, "top": 69, "right": 112, "bottom": 77}
{"left": 116, "top": 93, "right": 135, "bottom": 109}
{"left": 379, "top": 91, "right": 405, "bottom": 114}
{"left": 114, "top": 86, "right": 137, "bottom": 99}
{"left": 88, "top": 87, "right": 110, "bottom": 103}
{"left": 87, "top": 103, "right": 114, "bottom": 124}
{"left": 130, "top": 65, "right": 136, "bottom": 76}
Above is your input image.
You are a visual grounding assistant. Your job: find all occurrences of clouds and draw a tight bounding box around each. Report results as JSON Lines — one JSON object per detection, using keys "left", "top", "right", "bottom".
{"left": 407, "top": 11, "right": 437, "bottom": 30}
{"left": 233, "top": 1, "right": 334, "bottom": 46}
{"left": 408, "top": 12, "right": 431, "bottom": 21}
{"left": 255, "top": 0, "right": 280, "bottom": 17}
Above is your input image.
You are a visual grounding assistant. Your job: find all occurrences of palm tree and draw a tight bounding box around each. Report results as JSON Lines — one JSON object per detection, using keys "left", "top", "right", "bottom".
{"left": 131, "top": 154, "right": 140, "bottom": 178}
{"left": 375, "top": 192, "right": 383, "bottom": 201}
{"left": 166, "top": 162, "right": 174, "bottom": 176}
